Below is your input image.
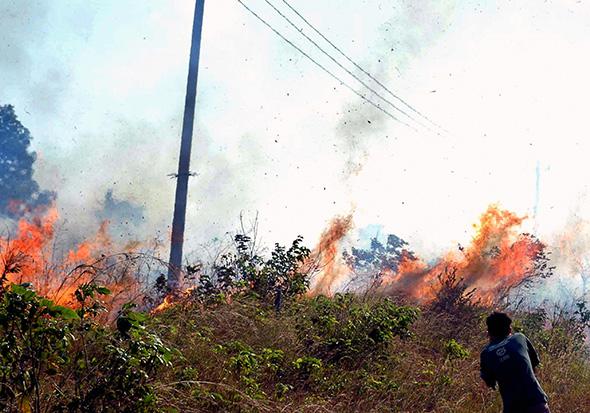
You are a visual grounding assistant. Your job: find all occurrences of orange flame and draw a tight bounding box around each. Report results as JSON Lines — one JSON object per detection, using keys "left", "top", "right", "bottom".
{"left": 4, "top": 203, "right": 545, "bottom": 312}
{"left": 380, "top": 205, "right": 544, "bottom": 302}
{"left": 309, "top": 205, "right": 545, "bottom": 303}
{"left": 308, "top": 214, "right": 354, "bottom": 296}
{"left": 151, "top": 287, "right": 196, "bottom": 314}
{"left": 0, "top": 207, "right": 137, "bottom": 306}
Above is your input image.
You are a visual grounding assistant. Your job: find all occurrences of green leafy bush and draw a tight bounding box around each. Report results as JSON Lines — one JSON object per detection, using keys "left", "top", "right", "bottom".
{"left": 444, "top": 339, "right": 470, "bottom": 360}
{"left": 0, "top": 282, "right": 173, "bottom": 413}
{"left": 0, "top": 284, "right": 75, "bottom": 412}
{"left": 292, "top": 356, "right": 323, "bottom": 380}
{"left": 297, "top": 293, "right": 419, "bottom": 362}
{"left": 193, "top": 235, "right": 311, "bottom": 306}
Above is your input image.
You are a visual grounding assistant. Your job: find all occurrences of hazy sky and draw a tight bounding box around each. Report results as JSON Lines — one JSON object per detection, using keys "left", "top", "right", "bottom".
{"left": 1, "top": 0, "right": 590, "bottom": 268}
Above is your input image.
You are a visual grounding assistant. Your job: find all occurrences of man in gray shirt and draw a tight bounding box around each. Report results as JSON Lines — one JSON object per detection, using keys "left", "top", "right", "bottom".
{"left": 480, "top": 312, "right": 550, "bottom": 413}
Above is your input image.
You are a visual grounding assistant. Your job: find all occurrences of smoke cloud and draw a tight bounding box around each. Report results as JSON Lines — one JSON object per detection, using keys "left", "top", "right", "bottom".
{"left": 2, "top": 0, "right": 590, "bottom": 300}
{"left": 96, "top": 189, "right": 146, "bottom": 239}
{"left": 333, "top": 0, "right": 458, "bottom": 177}
{"left": 0, "top": 1, "right": 50, "bottom": 87}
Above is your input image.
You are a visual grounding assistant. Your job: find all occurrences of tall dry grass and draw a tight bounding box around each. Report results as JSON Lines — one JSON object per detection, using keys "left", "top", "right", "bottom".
{"left": 149, "top": 291, "right": 590, "bottom": 413}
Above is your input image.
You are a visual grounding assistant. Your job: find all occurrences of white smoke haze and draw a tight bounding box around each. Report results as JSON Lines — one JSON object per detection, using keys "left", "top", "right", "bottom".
{"left": 1, "top": 0, "right": 590, "bottom": 299}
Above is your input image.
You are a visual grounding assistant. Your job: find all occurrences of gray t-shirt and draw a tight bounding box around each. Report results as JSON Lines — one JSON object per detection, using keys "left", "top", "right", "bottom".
{"left": 480, "top": 333, "right": 548, "bottom": 413}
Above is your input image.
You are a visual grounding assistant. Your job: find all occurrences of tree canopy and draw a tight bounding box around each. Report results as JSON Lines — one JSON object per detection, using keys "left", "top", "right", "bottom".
{"left": 0, "top": 104, "right": 55, "bottom": 217}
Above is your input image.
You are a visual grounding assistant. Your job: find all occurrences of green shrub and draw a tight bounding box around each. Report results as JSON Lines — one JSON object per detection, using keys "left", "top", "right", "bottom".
{"left": 193, "top": 234, "right": 311, "bottom": 305}
{"left": 223, "top": 340, "right": 288, "bottom": 398}
{"left": 0, "top": 282, "right": 173, "bottom": 413}
{"left": 0, "top": 284, "right": 75, "bottom": 412}
{"left": 297, "top": 294, "right": 419, "bottom": 362}
{"left": 444, "top": 339, "right": 470, "bottom": 360}
{"left": 292, "top": 356, "right": 323, "bottom": 378}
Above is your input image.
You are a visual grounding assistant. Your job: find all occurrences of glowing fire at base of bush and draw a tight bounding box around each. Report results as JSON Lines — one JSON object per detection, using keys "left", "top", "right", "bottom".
{"left": 152, "top": 287, "right": 196, "bottom": 313}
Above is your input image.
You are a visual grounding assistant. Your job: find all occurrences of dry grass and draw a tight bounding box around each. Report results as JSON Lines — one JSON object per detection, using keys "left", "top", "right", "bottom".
{"left": 149, "top": 294, "right": 590, "bottom": 413}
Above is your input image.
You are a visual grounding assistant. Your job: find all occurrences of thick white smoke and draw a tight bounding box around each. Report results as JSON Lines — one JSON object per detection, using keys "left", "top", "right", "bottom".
{"left": 1, "top": 0, "right": 590, "bottom": 304}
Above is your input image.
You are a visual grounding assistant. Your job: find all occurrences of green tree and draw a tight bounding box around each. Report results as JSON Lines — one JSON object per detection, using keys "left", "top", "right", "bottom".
{"left": 0, "top": 104, "right": 55, "bottom": 217}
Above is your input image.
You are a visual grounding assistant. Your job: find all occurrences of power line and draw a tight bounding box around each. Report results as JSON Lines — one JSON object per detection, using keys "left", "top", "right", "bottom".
{"left": 237, "top": 0, "right": 415, "bottom": 130}
{"left": 262, "top": 0, "right": 430, "bottom": 133}
{"left": 280, "top": 0, "right": 447, "bottom": 135}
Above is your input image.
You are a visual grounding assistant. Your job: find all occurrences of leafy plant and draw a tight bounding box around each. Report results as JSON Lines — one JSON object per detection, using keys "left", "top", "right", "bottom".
{"left": 444, "top": 339, "right": 470, "bottom": 360}
{"left": 298, "top": 293, "right": 419, "bottom": 362}
{"left": 0, "top": 284, "right": 75, "bottom": 412}
{"left": 0, "top": 282, "right": 174, "bottom": 413}
{"left": 194, "top": 234, "right": 311, "bottom": 305}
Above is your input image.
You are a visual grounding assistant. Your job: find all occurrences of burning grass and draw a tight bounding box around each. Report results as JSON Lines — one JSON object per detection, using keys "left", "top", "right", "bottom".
{"left": 1, "top": 204, "right": 589, "bottom": 411}
{"left": 0, "top": 203, "right": 556, "bottom": 316}
{"left": 311, "top": 205, "right": 553, "bottom": 304}
{"left": 2, "top": 273, "right": 589, "bottom": 412}
{"left": 0, "top": 207, "right": 167, "bottom": 314}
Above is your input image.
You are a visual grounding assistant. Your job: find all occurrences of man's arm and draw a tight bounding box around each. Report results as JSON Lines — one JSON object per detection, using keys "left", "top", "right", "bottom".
{"left": 526, "top": 336, "right": 540, "bottom": 369}
{"left": 480, "top": 352, "right": 496, "bottom": 389}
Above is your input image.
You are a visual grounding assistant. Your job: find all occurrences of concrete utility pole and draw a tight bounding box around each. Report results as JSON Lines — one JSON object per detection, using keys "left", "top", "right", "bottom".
{"left": 168, "top": 0, "right": 206, "bottom": 290}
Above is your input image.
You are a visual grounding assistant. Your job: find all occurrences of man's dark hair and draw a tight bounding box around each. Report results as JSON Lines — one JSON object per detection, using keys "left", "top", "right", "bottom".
{"left": 486, "top": 312, "right": 512, "bottom": 338}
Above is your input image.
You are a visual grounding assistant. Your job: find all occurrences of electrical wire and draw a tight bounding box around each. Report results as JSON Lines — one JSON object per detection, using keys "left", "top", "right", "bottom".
{"left": 280, "top": 0, "right": 447, "bottom": 135}
{"left": 237, "top": 0, "right": 416, "bottom": 130}
{"left": 262, "top": 0, "right": 432, "bottom": 133}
